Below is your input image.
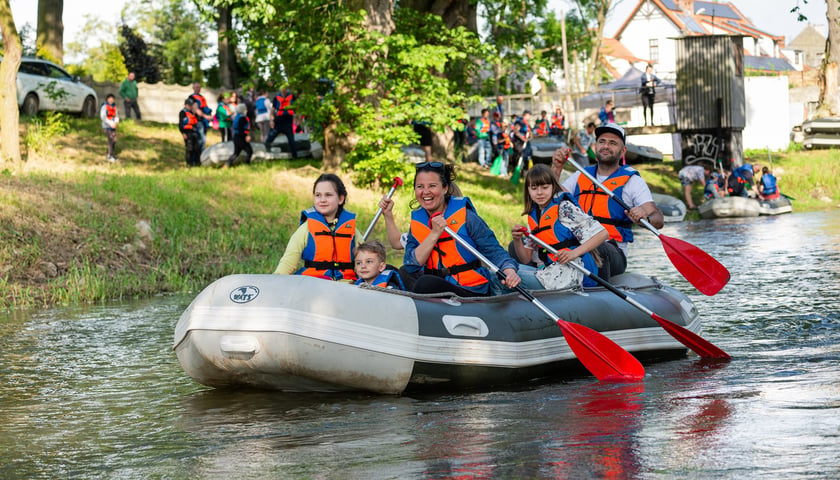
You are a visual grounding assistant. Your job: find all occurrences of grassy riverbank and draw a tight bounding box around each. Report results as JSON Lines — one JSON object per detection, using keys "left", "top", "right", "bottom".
{"left": 2, "top": 117, "right": 839, "bottom": 308}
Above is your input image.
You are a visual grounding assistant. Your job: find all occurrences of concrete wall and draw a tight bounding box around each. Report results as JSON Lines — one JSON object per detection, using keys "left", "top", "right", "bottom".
{"left": 743, "top": 76, "right": 790, "bottom": 151}
{"left": 90, "top": 80, "right": 229, "bottom": 124}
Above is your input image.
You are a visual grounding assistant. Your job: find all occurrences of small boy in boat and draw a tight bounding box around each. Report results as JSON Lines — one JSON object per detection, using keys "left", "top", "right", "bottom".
{"left": 354, "top": 241, "right": 405, "bottom": 290}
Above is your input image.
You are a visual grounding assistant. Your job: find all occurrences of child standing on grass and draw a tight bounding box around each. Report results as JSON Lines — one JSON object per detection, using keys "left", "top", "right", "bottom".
{"left": 215, "top": 93, "right": 234, "bottom": 142}
{"left": 100, "top": 93, "right": 119, "bottom": 162}
{"left": 274, "top": 174, "right": 359, "bottom": 281}
{"left": 354, "top": 240, "right": 405, "bottom": 289}
{"left": 179, "top": 98, "right": 201, "bottom": 167}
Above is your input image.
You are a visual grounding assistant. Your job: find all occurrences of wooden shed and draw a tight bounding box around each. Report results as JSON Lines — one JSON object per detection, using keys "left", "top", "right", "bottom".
{"left": 676, "top": 35, "right": 746, "bottom": 167}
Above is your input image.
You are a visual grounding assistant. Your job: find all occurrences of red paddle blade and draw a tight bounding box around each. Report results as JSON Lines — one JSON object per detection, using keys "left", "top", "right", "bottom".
{"left": 557, "top": 320, "right": 645, "bottom": 381}
{"left": 651, "top": 313, "right": 731, "bottom": 359}
{"left": 660, "top": 233, "right": 730, "bottom": 296}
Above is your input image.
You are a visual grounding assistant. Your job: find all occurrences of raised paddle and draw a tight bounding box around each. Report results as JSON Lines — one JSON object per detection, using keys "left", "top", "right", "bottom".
{"left": 362, "top": 177, "right": 403, "bottom": 242}
{"left": 432, "top": 214, "right": 645, "bottom": 381}
{"left": 518, "top": 228, "right": 730, "bottom": 359}
{"left": 563, "top": 155, "right": 730, "bottom": 296}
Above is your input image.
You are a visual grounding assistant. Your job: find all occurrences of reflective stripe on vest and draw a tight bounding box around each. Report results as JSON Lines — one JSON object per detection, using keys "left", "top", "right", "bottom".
{"left": 297, "top": 208, "right": 357, "bottom": 281}
{"left": 409, "top": 197, "right": 488, "bottom": 288}
{"left": 527, "top": 193, "right": 581, "bottom": 264}
{"left": 574, "top": 166, "right": 637, "bottom": 243}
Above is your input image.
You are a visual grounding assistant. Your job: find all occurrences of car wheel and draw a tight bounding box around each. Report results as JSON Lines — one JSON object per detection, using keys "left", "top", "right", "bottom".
{"left": 81, "top": 96, "right": 97, "bottom": 119}
{"left": 22, "top": 93, "right": 39, "bottom": 116}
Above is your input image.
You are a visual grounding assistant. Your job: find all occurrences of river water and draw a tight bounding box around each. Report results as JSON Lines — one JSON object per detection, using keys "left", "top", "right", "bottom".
{"left": 2, "top": 211, "right": 838, "bottom": 479}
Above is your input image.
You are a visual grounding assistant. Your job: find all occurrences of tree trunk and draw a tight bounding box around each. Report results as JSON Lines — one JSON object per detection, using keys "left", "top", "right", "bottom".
{"left": 583, "top": 0, "right": 611, "bottom": 92}
{"left": 818, "top": 0, "right": 840, "bottom": 117}
{"left": 0, "top": 0, "right": 22, "bottom": 163}
{"left": 36, "top": 0, "right": 63, "bottom": 65}
{"left": 217, "top": 5, "right": 236, "bottom": 89}
{"left": 399, "top": 0, "right": 477, "bottom": 31}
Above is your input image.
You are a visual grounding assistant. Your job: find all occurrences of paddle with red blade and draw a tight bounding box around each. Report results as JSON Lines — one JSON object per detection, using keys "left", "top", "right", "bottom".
{"left": 362, "top": 177, "right": 403, "bottom": 242}
{"left": 432, "top": 214, "right": 645, "bottom": 381}
{"left": 518, "top": 227, "right": 729, "bottom": 359}
{"left": 563, "top": 156, "right": 730, "bottom": 296}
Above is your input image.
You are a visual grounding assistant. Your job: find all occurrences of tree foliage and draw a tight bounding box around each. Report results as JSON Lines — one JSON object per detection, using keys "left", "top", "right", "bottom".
{"left": 119, "top": 24, "right": 161, "bottom": 83}
{"left": 66, "top": 15, "right": 128, "bottom": 82}
{"left": 215, "top": 0, "right": 486, "bottom": 186}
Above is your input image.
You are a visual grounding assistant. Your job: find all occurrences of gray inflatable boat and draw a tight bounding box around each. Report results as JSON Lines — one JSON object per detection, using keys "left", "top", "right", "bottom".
{"left": 174, "top": 273, "right": 703, "bottom": 394}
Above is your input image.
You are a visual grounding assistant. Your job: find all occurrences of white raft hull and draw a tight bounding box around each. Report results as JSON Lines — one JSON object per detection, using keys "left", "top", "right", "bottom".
{"left": 174, "top": 274, "right": 702, "bottom": 394}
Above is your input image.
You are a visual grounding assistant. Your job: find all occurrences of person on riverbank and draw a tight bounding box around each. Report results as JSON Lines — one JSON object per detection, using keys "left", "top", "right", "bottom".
{"left": 599, "top": 100, "right": 615, "bottom": 126}
{"left": 640, "top": 64, "right": 661, "bottom": 126}
{"left": 188, "top": 83, "right": 214, "bottom": 152}
{"left": 354, "top": 240, "right": 405, "bottom": 290}
{"left": 399, "top": 162, "right": 521, "bottom": 296}
{"left": 215, "top": 93, "right": 234, "bottom": 142}
{"left": 571, "top": 122, "right": 596, "bottom": 168}
{"left": 550, "top": 106, "right": 566, "bottom": 142}
{"left": 511, "top": 111, "right": 533, "bottom": 176}
{"left": 274, "top": 174, "right": 358, "bottom": 281}
{"left": 551, "top": 123, "right": 663, "bottom": 279}
{"left": 511, "top": 164, "right": 608, "bottom": 289}
{"left": 100, "top": 93, "right": 119, "bottom": 162}
{"left": 705, "top": 171, "right": 723, "bottom": 199}
{"left": 254, "top": 90, "right": 272, "bottom": 143}
{"left": 225, "top": 103, "right": 253, "bottom": 168}
{"left": 534, "top": 110, "right": 550, "bottom": 137}
{"left": 678, "top": 164, "right": 711, "bottom": 210}
{"left": 759, "top": 166, "right": 780, "bottom": 200}
{"left": 179, "top": 98, "right": 200, "bottom": 167}
{"left": 118, "top": 72, "right": 141, "bottom": 120}
{"left": 265, "top": 87, "right": 298, "bottom": 158}
{"left": 475, "top": 108, "right": 491, "bottom": 168}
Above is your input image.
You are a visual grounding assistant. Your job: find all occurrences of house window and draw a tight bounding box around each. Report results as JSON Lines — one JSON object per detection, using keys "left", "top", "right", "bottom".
{"left": 649, "top": 39, "right": 659, "bottom": 63}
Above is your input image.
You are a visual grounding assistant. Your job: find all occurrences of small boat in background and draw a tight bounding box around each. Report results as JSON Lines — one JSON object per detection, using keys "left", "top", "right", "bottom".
{"left": 652, "top": 193, "right": 687, "bottom": 222}
{"left": 200, "top": 132, "right": 323, "bottom": 166}
{"left": 698, "top": 195, "right": 792, "bottom": 219}
{"left": 624, "top": 143, "right": 663, "bottom": 163}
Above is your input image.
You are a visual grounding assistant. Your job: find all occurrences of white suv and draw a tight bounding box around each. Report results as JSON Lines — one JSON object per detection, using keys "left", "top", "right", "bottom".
{"left": 14, "top": 57, "right": 98, "bottom": 118}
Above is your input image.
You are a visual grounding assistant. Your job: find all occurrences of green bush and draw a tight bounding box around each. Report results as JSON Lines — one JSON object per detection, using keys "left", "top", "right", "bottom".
{"left": 24, "top": 112, "right": 70, "bottom": 158}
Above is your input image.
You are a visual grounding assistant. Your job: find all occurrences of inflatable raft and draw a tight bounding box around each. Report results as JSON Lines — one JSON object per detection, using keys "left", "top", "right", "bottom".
{"left": 530, "top": 136, "right": 566, "bottom": 165}
{"left": 652, "top": 193, "right": 687, "bottom": 222}
{"left": 200, "top": 132, "right": 323, "bottom": 167}
{"left": 698, "top": 195, "right": 792, "bottom": 219}
{"left": 174, "top": 273, "right": 703, "bottom": 394}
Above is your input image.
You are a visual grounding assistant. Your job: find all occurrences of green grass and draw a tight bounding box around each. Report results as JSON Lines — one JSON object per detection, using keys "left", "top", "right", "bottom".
{"left": 2, "top": 117, "right": 839, "bottom": 308}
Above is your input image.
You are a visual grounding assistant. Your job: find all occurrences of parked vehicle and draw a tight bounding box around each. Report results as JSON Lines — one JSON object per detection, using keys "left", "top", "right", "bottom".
{"left": 7, "top": 56, "right": 98, "bottom": 118}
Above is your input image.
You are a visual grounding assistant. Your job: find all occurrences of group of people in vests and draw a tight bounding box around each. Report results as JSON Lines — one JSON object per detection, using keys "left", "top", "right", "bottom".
{"left": 679, "top": 160, "right": 782, "bottom": 210}
{"left": 275, "top": 123, "right": 664, "bottom": 296}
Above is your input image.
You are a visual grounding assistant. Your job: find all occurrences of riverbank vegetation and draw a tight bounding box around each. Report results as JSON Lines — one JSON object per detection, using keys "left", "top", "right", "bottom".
{"left": 1, "top": 118, "right": 839, "bottom": 309}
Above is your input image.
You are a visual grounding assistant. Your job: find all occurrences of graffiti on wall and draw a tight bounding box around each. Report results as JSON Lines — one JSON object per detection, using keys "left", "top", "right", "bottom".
{"left": 684, "top": 133, "right": 720, "bottom": 165}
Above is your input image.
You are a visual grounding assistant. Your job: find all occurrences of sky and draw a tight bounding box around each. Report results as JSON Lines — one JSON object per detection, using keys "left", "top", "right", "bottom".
{"left": 9, "top": 0, "right": 830, "bottom": 61}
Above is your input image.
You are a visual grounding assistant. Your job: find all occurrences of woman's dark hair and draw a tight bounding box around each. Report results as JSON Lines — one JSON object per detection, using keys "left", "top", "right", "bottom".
{"left": 522, "top": 164, "right": 561, "bottom": 215}
{"left": 313, "top": 173, "right": 348, "bottom": 210}
{"left": 410, "top": 163, "right": 459, "bottom": 210}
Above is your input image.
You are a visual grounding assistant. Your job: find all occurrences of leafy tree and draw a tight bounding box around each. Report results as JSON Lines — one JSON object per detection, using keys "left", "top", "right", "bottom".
{"left": 36, "top": 0, "right": 63, "bottom": 64}
{"left": 217, "top": 0, "right": 485, "bottom": 185}
{"left": 119, "top": 24, "right": 161, "bottom": 83}
{"left": 0, "top": 0, "right": 22, "bottom": 163}
{"left": 122, "top": 0, "right": 211, "bottom": 85}
{"left": 66, "top": 15, "right": 128, "bottom": 82}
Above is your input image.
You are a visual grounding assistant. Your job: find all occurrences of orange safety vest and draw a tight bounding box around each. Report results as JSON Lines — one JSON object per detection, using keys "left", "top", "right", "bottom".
{"left": 189, "top": 93, "right": 208, "bottom": 110}
{"left": 104, "top": 103, "right": 117, "bottom": 121}
{"left": 551, "top": 114, "right": 565, "bottom": 130}
{"left": 275, "top": 92, "right": 295, "bottom": 116}
{"left": 535, "top": 118, "right": 549, "bottom": 136}
{"left": 573, "top": 166, "right": 638, "bottom": 243}
{"left": 297, "top": 208, "right": 357, "bottom": 281}
{"left": 181, "top": 109, "right": 198, "bottom": 130}
{"left": 409, "top": 197, "right": 487, "bottom": 289}
{"left": 526, "top": 193, "right": 582, "bottom": 265}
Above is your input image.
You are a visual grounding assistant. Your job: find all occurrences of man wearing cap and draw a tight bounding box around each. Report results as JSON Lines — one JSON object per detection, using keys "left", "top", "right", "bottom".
{"left": 551, "top": 123, "right": 663, "bottom": 279}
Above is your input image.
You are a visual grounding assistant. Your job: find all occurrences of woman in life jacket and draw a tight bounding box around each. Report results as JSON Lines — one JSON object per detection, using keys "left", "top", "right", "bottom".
{"left": 399, "top": 162, "right": 521, "bottom": 297}
{"left": 274, "top": 174, "right": 359, "bottom": 281}
{"left": 511, "top": 164, "right": 608, "bottom": 289}
{"left": 759, "top": 166, "right": 780, "bottom": 200}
